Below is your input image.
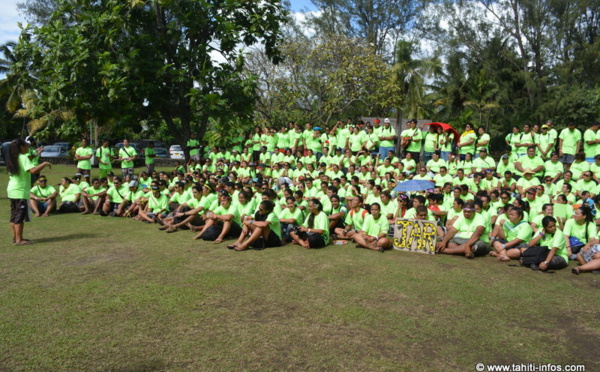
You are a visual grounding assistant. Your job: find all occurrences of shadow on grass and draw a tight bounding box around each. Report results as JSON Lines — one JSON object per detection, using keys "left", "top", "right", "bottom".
{"left": 33, "top": 233, "right": 100, "bottom": 243}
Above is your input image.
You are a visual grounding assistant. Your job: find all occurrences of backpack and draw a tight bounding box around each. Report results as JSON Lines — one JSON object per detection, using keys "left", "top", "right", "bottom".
{"left": 520, "top": 245, "right": 549, "bottom": 267}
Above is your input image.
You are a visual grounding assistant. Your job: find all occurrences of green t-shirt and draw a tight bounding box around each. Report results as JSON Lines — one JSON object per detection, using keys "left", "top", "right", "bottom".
{"left": 503, "top": 220, "right": 533, "bottom": 242}
{"left": 59, "top": 184, "right": 81, "bottom": 202}
{"left": 361, "top": 214, "right": 389, "bottom": 237}
{"left": 459, "top": 132, "right": 477, "bottom": 155}
{"left": 145, "top": 147, "right": 155, "bottom": 165}
{"left": 537, "top": 229, "right": 568, "bottom": 262}
{"left": 213, "top": 203, "right": 242, "bottom": 225}
{"left": 280, "top": 207, "right": 304, "bottom": 224}
{"left": 84, "top": 186, "right": 106, "bottom": 201}
{"left": 518, "top": 155, "right": 545, "bottom": 176}
{"left": 344, "top": 208, "right": 368, "bottom": 230}
{"left": 472, "top": 156, "right": 496, "bottom": 172}
{"left": 379, "top": 126, "right": 396, "bottom": 147}
{"left": 453, "top": 213, "right": 486, "bottom": 240}
{"left": 106, "top": 185, "right": 129, "bottom": 204}
{"left": 563, "top": 219, "right": 597, "bottom": 244}
{"left": 187, "top": 139, "right": 200, "bottom": 156}
{"left": 126, "top": 189, "right": 146, "bottom": 202}
{"left": 476, "top": 133, "right": 491, "bottom": 153}
{"left": 569, "top": 161, "right": 589, "bottom": 180}
{"left": 559, "top": 128, "right": 582, "bottom": 155}
{"left": 30, "top": 184, "right": 56, "bottom": 199}
{"left": 265, "top": 212, "right": 282, "bottom": 239}
{"left": 426, "top": 158, "right": 447, "bottom": 174}
{"left": 148, "top": 193, "right": 169, "bottom": 212}
{"left": 76, "top": 146, "right": 94, "bottom": 170}
{"left": 303, "top": 211, "right": 330, "bottom": 243}
{"left": 544, "top": 160, "right": 564, "bottom": 179}
{"left": 6, "top": 154, "right": 34, "bottom": 199}
{"left": 423, "top": 132, "right": 438, "bottom": 152}
{"left": 401, "top": 128, "right": 422, "bottom": 152}
{"left": 96, "top": 147, "right": 114, "bottom": 170}
{"left": 119, "top": 146, "right": 137, "bottom": 168}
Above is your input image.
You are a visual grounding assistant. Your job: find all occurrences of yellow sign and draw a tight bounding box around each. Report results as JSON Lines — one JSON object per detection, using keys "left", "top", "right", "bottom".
{"left": 393, "top": 219, "right": 438, "bottom": 254}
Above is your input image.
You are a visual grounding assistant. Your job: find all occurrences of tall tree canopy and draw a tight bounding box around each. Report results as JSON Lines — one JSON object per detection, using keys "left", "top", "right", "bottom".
{"left": 14, "top": 0, "right": 288, "bottom": 148}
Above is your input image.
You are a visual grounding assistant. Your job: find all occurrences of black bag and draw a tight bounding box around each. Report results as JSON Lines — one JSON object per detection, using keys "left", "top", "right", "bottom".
{"left": 59, "top": 201, "right": 80, "bottom": 213}
{"left": 520, "top": 246, "right": 549, "bottom": 267}
{"left": 201, "top": 225, "right": 222, "bottom": 241}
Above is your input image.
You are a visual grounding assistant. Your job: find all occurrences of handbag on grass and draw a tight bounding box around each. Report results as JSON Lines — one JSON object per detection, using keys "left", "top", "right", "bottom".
{"left": 520, "top": 246, "right": 549, "bottom": 267}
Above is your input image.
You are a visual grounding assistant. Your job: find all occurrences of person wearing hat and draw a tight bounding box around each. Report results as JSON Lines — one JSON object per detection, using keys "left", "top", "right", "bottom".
{"left": 515, "top": 146, "right": 545, "bottom": 179}
{"left": 516, "top": 168, "right": 541, "bottom": 196}
{"left": 96, "top": 139, "right": 114, "bottom": 179}
{"left": 75, "top": 138, "right": 94, "bottom": 176}
{"left": 583, "top": 121, "right": 600, "bottom": 163}
{"left": 29, "top": 175, "right": 58, "bottom": 217}
{"left": 378, "top": 118, "right": 397, "bottom": 160}
{"left": 470, "top": 148, "right": 494, "bottom": 173}
{"left": 558, "top": 122, "right": 582, "bottom": 170}
{"left": 81, "top": 177, "right": 107, "bottom": 215}
{"left": 537, "top": 124, "right": 554, "bottom": 159}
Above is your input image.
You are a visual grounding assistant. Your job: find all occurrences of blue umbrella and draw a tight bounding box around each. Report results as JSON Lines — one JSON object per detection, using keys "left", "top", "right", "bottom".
{"left": 393, "top": 180, "right": 435, "bottom": 192}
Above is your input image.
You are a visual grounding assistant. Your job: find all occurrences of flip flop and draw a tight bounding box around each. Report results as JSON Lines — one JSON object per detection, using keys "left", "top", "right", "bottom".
{"left": 227, "top": 244, "right": 238, "bottom": 250}
{"left": 571, "top": 268, "right": 580, "bottom": 275}
{"left": 15, "top": 240, "right": 33, "bottom": 246}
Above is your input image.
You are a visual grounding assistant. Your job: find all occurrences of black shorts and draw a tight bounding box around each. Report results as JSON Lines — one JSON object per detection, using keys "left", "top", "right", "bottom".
{"left": 10, "top": 199, "right": 30, "bottom": 224}
{"left": 265, "top": 231, "right": 282, "bottom": 248}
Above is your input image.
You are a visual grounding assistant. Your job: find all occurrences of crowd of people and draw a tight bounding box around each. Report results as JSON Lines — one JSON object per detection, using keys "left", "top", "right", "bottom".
{"left": 7, "top": 118, "right": 600, "bottom": 275}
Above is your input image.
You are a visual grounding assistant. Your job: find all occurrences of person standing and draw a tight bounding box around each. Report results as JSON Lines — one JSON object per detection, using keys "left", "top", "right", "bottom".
{"left": 378, "top": 118, "right": 397, "bottom": 160}
{"left": 6, "top": 138, "right": 52, "bottom": 245}
{"left": 25, "top": 136, "right": 43, "bottom": 184}
{"left": 118, "top": 139, "right": 137, "bottom": 177}
{"left": 186, "top": 133, "right": 200, "bottom": 161}
{"left": 144, "top": 141, "right": 156, "bottom": 174}
{"left": 583, "top": 122, "right": 600, "bottom": 163}
{"left": 558, "top": 122, "right": 582, "bottom": 170}
{"left": 96, "top": 139, "right": 114, "bottom": 179}
{"left": 400, "top": 119, "right": 422, "bottom": 163}
{"left": 75, "top": 138, "right": 94, "bottom": 176}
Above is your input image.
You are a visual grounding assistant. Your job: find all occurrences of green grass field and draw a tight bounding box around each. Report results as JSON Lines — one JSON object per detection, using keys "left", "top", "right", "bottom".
{"left": 1, "top": 165, "right": 599, "bottom": 371}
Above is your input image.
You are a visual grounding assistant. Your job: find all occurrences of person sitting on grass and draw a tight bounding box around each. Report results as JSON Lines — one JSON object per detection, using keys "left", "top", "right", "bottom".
{"left": 136, "top": 181, "right": 169, "bottom": 223}
{"left": 81, "top": 177, "right": 107, "bottom": 215}
{"left": 528, "top": 216, "right": 569, "bottom": 271}
{"left": 279, "top": 197, "right": 303, "bottom": 243}
{"left": 489, "top": 206, "right": 532, "bottom": 261}
{"left": 572, "top": 237, "right": 600, "bottom": 275}
{"left": 29, "top": 175, "right": 58, "bottom": 217}
{"left": 193, "top": 192, "right": 242, "bottom": 243}
{"left": 160, "top": 185, "right": 207, "bottom": 233}
{"left": 290, "top": 198, "right": 330, "bottom": 249}
{"left": 228, "top": 200, "right": 282, "bottom": 251}
{"left": 436, "top": 201, "right": 488, "bottom": 258}
{"left": 58, "top": 177, "right": 81, "bottom": 213}
{"left": 334, "top": 196, "right": 367, "bottom": 241}
{"left": 353, "top": 203, "right": 391, "bottom": 253}
{"left": 102, "top": 176, "right": 129, "bottom": 217}
{"left": 563, "top": 205, "right": 597, "bottom": 260}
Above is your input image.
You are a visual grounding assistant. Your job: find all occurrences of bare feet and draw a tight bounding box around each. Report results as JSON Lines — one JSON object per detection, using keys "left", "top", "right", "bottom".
{"left": 214, "top": 238, "right": 223, "bottom": 244}
{"left": 498, "top": 255, "right": 510, "bottom": 262}
{"left": 489, "top": 251, "right": 499, "bottom": 257}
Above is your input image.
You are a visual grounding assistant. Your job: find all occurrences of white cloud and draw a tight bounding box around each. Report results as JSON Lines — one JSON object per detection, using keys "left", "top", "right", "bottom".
{"left": 0, "top": 0, "right": 26, "bottom": 45}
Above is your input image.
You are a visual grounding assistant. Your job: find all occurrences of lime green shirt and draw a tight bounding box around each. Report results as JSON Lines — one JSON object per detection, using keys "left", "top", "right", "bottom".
{"left": 31, "top": 184, "right": 56, "bottom": 199}
{"left": 76, "top": 146, "right": 94, "bottom": 170}
{"left": 401, "top": 128, "right": 422, "bottom": 152}
{"left": 303, "top": 211, "right": 330, "bottom": 243}
{"left": 503, "top": 220, "right": 533, "bottom": 242}
{"left": 119, "top": 146, "right": 137, "bottom": 168}
{"left": 361, "top": 214, "right": 389, "bottom": 237}
{"left": 59, "top": 184, "right": 81, "bottom": 202}
{"left": 265, "top": 212, "right": 282, "bottom": 239}
{"left": 187, "top": 139, "right": 200, "bottom": 156}
{"left": 213, "top": 203, "right": 242, "bottom": 225}
{"left": 563, "top": 219, "right": 597, "bottom": 244}
{"left": 559, "top": 128, "right": 582, "bottom": 155}
{"left": 379, "top": 126, "right": 396, "bottom": 147}
{"left": 106, "top": 185, "right": 129, "bottom": 204}
{"left": 145, "top": 147, "right": 155, "bottom": 165}
{"left": 537, "top": 229, "right": 568, "bottom": 262}
{"left": 96, "top": 147, "right": 114, "bottom": 170}
{"left": 7, "top": 154, "right": 34, "bottom": 199}
{"left": 148, "top": 193, "right": 169, "bottom": 212}
{"left": 453, "top": 213, "right": 486, "bottom": 240}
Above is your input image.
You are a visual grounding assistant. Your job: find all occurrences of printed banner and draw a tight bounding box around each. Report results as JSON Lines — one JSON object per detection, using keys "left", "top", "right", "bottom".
{"left": 393, "top": 218, "right": 438, "bottom": 254}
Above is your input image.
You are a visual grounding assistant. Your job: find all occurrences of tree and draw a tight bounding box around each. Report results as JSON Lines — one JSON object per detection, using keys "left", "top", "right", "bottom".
{"left": 15, "top": 0, "right": 288, "bottom": 152}
{"left": 308, "top": 0, "right": 425, "bottom": 57}
{"left": 246, "top": 34, "right": 401, "bottom": 126}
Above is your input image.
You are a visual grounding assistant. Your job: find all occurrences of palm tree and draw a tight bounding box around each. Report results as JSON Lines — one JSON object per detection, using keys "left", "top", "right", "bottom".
{"left": 391, "top": 40, "right": 442, "bottom": 121}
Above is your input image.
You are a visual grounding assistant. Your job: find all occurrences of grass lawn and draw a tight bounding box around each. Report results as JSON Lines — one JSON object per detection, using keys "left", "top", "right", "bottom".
{"left": 1, "top": 165, "right": 600, "bottom": 371}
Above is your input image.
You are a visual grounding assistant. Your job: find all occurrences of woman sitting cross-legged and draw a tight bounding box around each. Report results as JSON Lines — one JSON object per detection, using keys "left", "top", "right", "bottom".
{"left": 290, "top": 198, "right": 330, "bottom": 249}
{"left": 227, "top": 200, "right": 282, "bottom": 251}
{"left": 353, "top": 202, "right": 391, "bottom": 252}
{"left": 489, "top": 206, "right": 532, "bottom": 261}
{"left": 193, "top": 192, "right": 242, "bottom": 243}
{"left": 527, "top": 216, "right": 569, "bottom": 271}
